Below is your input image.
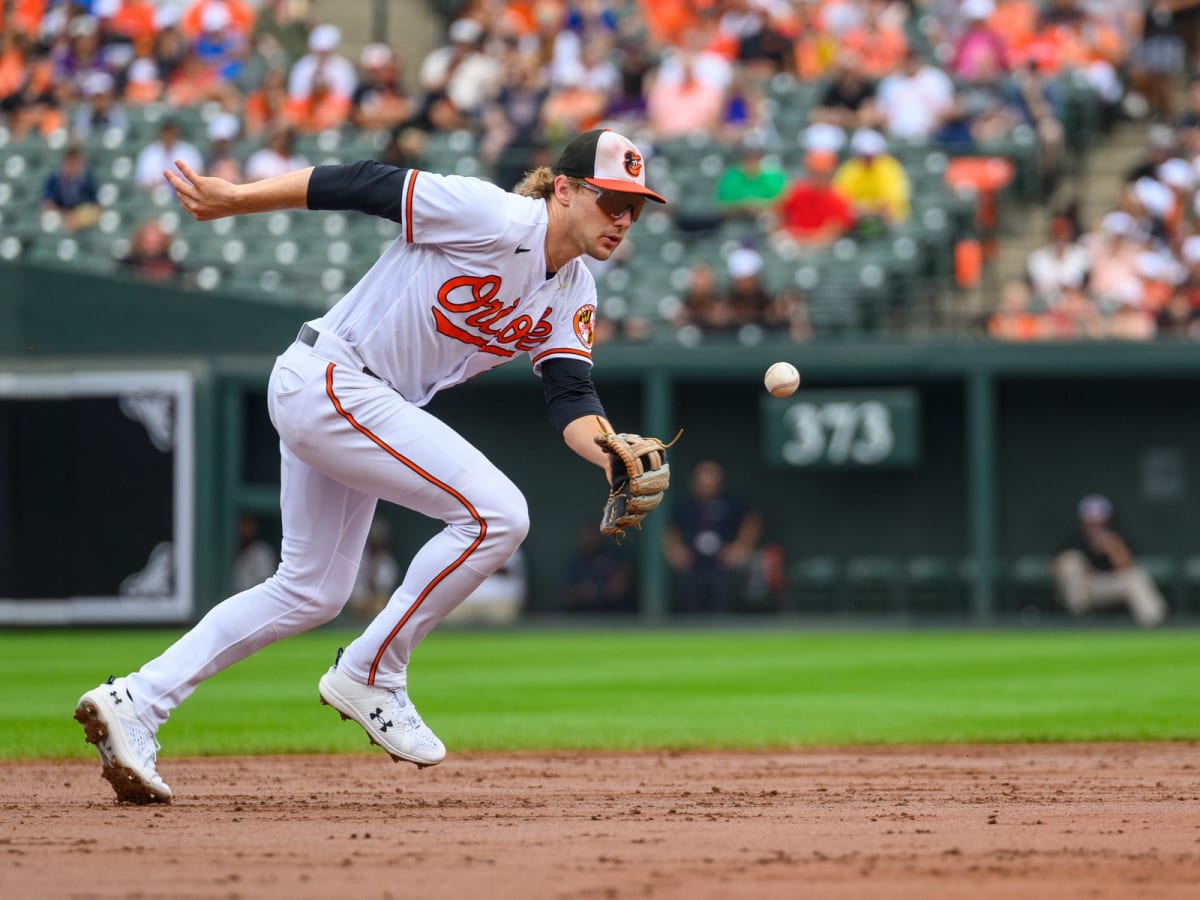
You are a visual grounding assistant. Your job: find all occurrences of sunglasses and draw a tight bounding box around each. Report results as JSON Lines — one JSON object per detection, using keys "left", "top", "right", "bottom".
{"left": 579, "top": 182, "right": 646, "bottom": 223}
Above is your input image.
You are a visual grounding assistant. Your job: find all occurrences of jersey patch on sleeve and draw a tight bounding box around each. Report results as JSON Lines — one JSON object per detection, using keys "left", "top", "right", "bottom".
{"left": 573, "top": 304, "right": 597, "bottom": 348}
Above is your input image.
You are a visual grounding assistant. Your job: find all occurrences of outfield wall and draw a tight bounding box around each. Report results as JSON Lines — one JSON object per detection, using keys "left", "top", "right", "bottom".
{"left": 4, "top": 263, "right": 1200, "bottom": 622}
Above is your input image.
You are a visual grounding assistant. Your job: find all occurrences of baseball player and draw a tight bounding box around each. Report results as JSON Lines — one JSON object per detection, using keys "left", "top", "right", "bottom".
{"left": 74, "top": 128, "right": 674, "bottom": 803}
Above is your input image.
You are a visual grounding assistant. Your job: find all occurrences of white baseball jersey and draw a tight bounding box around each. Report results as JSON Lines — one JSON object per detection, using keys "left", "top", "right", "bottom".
{"left": 314, "top": 170, "right": 599, "bottom": 406}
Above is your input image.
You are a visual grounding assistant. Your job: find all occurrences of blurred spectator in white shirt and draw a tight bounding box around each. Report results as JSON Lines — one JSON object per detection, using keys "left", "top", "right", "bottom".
{"left": 287, "top": 23, "right": 356, "bottom": 103}
{"left": 71, "top": 70, "right": 128, "bottom": 139}
{"left": 1082, "top": 211, "right": 1146, "bottom": 310}
{"left": 1027, "top": 211, "right": 1090, "bottom": 308}
{"left": 418, "top": 17, "right": 502, "bottom": 120}
{"left": 877, "top": 48, "right": 956, "bottom": 140}
{"left": 135, "top": 118, "right": 203, "bottom": 190}
{"left": 244, "top": 125, "right": 308, "bottom": 182}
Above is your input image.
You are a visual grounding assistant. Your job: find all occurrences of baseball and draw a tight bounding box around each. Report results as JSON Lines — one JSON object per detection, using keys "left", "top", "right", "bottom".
{"left": 764, "top": 361, "right": 800, "bottom": 398}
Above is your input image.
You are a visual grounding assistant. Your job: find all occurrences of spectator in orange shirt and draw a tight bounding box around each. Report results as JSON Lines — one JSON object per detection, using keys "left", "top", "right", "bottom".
{"left": 989, "top": 0, "right": 1039, "bottom": 50}
{"left": 2, "top": 0, "right": 48, "bottom": 38}
{"left": 540, "top": 61, "right": 608, "bottom": 141}
{"left": 180, "top": 0, "right": 255, "bottom": 40}
{"left": 792, "top": 0, "right": 837, "bottom": 79}
{"left": 987, "top": 280, "right": 1048, "bottom": 341}
{"left": 164, "top": 46, "right": 238, "bottom": 110}
{"left": 109, "top": 0, "right": 160, "bottom": 45}
{"left": 640, "top": 0, "right": 708, "bottom": 46}
{"left": 0, "top": 46, "right": 63, "bottom": 140}
{"left": 243, "top": 64, "right": 290, "bottom": 138}
{"left": 841, "top": 13, "right": 908, "bottom": 79}
{"left": 287, "top": 65, "right": 352, "bottom": 132}
{"left": 0, "top": 30, "right": 28, "bottom": 101}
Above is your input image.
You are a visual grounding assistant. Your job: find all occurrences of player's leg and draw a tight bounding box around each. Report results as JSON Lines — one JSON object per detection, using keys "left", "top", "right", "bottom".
{"left": 289, "top": 363, "right": 528, "bottom": 764}
{"left": 124, "top": 443, "right": 377, "bottom": 730}
{"left": 1113, "top": 567, "right": 1168, "bottom": 627}
{"left": 328, "top": 408, "right": 528, "bottom": 688}
{"left": 76, "top": 347, "right": 378, "bottom": 802}
{"left": 278, "top": 362, "right": 528, "bottom": 685}
{"left": 1053, "top": 550, "right": 1092, "bottom": 616}
{"left": 76, "top": 444, "right": 377, "bottom": 802}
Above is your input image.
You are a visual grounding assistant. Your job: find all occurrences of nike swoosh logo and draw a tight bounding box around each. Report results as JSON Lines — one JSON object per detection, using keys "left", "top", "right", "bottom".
{"left": 515, "top": 245, "right": 531, "bottom": 254}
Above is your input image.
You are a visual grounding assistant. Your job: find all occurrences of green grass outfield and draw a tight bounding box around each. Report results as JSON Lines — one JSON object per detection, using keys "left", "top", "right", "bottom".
{"left": 4, "top": 628, "right": 1199, "bottom": 760}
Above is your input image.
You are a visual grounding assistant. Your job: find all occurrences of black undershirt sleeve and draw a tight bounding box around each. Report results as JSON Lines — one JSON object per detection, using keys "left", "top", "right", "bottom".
{"left": 541, "top": 357, "right": 607, "bottom": 434}
{"left": 307, "top": 161, "right": 411, "bottom": 223}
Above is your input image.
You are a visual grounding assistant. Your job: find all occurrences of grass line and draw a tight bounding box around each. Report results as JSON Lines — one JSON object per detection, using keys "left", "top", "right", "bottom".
{"left": 4, "top": 628, "right": 1198, "bottom": 760}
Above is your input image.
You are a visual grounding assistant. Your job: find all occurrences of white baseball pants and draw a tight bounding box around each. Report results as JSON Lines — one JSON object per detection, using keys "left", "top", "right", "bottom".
{"left": 127, "top": 336, "right": 529, "bottom": 731}
{"left": 1054, "top": 551, "right": 1168, "bottom": 627}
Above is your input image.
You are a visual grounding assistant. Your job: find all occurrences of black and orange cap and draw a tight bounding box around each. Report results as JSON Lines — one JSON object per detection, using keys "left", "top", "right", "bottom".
{"left": 553, "top": 128, "right": 668, "bottom": 204}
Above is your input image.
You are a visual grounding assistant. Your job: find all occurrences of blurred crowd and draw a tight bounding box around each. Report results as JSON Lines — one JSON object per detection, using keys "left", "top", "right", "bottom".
{"left": 2, "top": 0, "right": 1192, "bottom": 342}
{"left": 993, "top": 112, "right": 1200, "bottom": 342}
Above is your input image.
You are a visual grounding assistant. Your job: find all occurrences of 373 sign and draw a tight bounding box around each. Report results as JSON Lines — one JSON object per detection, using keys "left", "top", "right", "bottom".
{"left": 761, "top": 388, "right": 921, "bottom": 469}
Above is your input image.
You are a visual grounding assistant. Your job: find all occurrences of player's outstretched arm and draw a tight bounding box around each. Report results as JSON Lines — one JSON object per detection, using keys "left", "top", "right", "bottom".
{"left": 564, "top": 414, "right": 617, "bottom": 476}
{"left": 165, "top": 159, "right": 315, "bottom": 221}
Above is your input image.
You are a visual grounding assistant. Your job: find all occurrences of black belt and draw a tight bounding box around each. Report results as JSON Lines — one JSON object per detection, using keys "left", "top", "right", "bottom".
{"left": 298, "top": 324, "right": 381, "bottom": 380}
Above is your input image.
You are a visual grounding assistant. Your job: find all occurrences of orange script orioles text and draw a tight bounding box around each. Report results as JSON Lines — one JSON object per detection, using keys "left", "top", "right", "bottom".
{"left": 431, "top": 274, "right": 555, "bottom": 357}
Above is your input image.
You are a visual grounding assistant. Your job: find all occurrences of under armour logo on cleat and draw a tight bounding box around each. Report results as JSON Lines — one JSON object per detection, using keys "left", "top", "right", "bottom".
{"left": 369, "top": 708, "right": 393, "bottom": 732}
{"left": 515, "top": 245, "right": 531, "bottom": 254}
{"left": 109, "top": 690, "right": 122, "bottom": 705}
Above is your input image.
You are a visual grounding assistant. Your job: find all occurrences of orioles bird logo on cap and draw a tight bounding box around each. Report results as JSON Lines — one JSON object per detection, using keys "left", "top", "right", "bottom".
{"left": 623, "top": 151, "right": 642, "bottom": 178}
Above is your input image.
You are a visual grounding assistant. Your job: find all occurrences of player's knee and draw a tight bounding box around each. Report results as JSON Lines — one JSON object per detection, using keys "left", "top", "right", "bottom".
{"left": 269, "top": 557, "right": 357, "bottom": 625}
{"left": 465, "top": 482, "right": 528, "bottom": 556}
{"left": 492, "top": 490, "right": 530, "bottom": 551}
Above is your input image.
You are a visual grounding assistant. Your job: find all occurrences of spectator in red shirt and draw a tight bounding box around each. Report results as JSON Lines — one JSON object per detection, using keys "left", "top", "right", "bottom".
{"left": 776, "top": 149, "right": 856, "bottom": 246}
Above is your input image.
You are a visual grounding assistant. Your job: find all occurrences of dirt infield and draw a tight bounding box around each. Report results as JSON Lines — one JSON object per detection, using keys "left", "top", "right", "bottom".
{"left": 2, "top": 744, "right": 1198, "bottom": 899}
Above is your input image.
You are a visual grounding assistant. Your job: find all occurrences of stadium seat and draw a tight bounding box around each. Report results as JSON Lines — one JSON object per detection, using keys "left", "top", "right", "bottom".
{"left": 903, "top": 556, "right": 966, "bottom": 616}
{"left": 1175, "top": 556, "right": 1200, "bottom": 616}
{"left": 1004, "top": 555, "right": 1059, "bottom": 621}
{"left": 843, "top": 556, "right": 905, "bottom": 615}
{"left": 787, "top": 556, "right": 841, "bottom": 614}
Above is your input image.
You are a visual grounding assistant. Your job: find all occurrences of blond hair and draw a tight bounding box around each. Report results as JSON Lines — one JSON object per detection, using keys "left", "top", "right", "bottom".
{"left": 514, "top": 166, "right": 557, "bottom": 199}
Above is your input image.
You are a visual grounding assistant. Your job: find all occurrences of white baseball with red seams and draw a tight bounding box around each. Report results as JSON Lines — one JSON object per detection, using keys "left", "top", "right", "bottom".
{"left": 125, "top": 171, "right": 599, "bottom": 724}
{"left": 764, "top": 361, "right": 800, "bottom": 398}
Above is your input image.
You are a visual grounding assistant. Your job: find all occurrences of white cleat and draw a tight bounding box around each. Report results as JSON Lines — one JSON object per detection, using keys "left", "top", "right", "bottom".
{"left": 318, "top": 665, "right": 446, "bottom": 768}
{"left": 74, "top": 677, "right": 172, "bottom": 804}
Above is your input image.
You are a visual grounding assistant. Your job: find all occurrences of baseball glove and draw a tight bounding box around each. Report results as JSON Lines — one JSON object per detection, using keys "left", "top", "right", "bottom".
{"left": 594, "top": 423, "right": 682, "bottom": 541}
